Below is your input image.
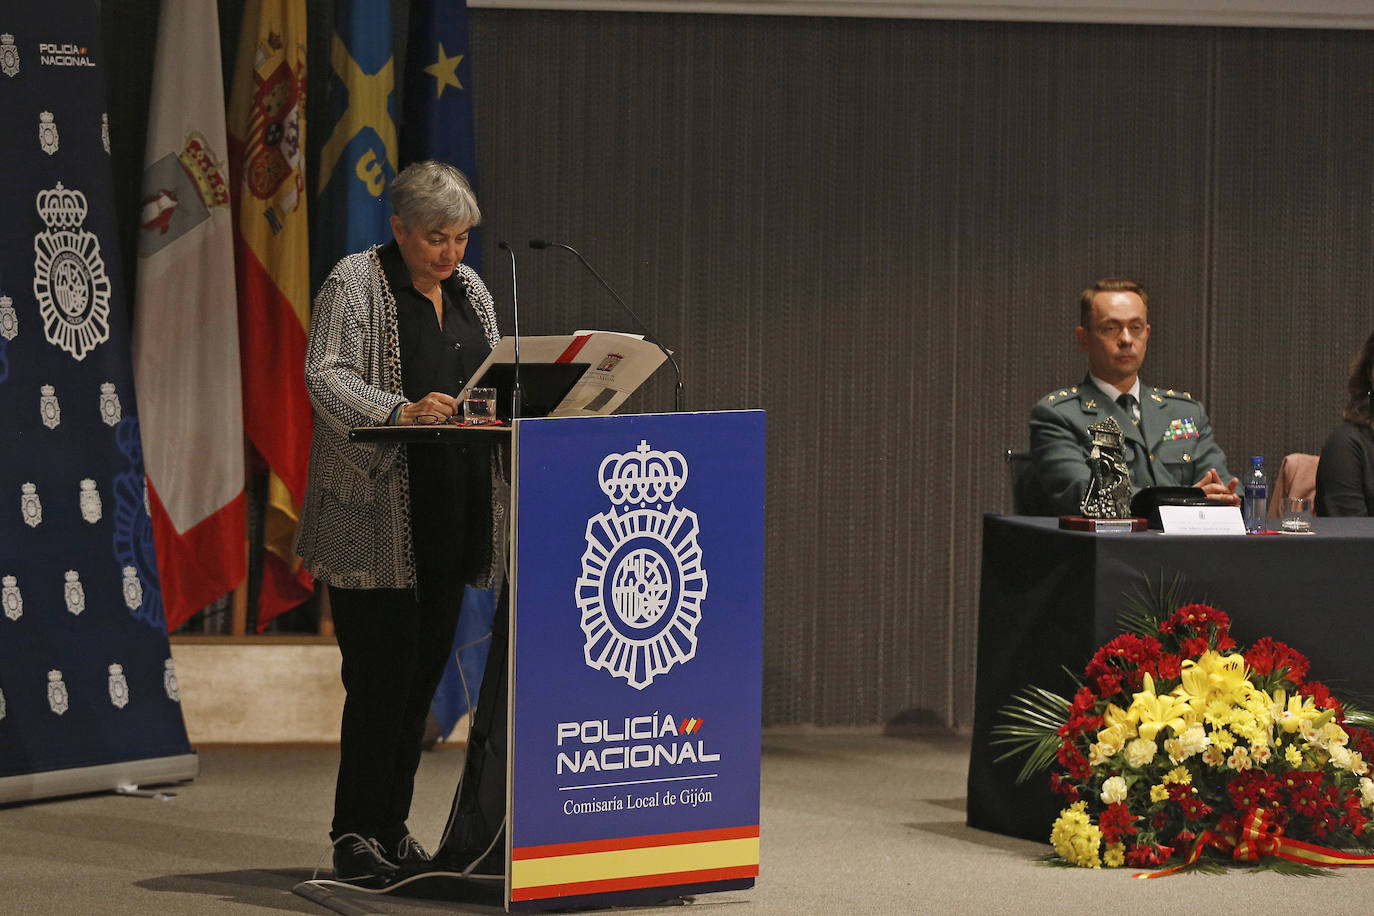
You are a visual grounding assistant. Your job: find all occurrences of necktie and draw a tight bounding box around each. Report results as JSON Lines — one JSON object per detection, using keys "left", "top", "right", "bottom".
{"left": 1117, "top": 393, "right": 1140, "bottom": 426}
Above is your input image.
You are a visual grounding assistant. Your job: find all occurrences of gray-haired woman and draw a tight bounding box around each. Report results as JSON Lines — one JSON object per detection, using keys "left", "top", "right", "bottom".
{"left": 295, "top": 160, "right": 503, "bottom": 884}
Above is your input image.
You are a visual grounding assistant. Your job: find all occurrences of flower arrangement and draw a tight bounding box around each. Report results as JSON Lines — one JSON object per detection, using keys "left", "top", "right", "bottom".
{"left": 994, "top": 583, "right": 1374, "bottom": 875}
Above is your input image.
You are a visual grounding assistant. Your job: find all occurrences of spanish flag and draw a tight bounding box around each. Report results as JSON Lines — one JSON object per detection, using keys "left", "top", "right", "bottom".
{"left": 227, "top": 0, "right": 314, "bottom": 626}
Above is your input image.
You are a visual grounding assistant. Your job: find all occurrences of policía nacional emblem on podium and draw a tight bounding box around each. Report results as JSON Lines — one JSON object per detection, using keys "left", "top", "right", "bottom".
{"left": 33, "top": 182, "right": 113, "bottom": 361}
{"left": 576, "top": 440, "right": 709, "bottom": 690}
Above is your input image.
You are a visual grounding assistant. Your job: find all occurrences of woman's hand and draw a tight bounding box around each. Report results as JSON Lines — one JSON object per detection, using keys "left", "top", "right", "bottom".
{"left": 398, "top": 391, "right": 459, "bottom": 425}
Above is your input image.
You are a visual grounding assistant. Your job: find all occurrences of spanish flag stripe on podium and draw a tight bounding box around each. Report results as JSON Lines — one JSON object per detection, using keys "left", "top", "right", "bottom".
{"left": 510, "top": 825, "right": 759, "bottom": 902}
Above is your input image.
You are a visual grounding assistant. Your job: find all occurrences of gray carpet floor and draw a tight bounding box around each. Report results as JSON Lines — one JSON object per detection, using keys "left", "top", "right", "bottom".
{"left": 5, "top": 732, "right": 1374, "bottom": 914}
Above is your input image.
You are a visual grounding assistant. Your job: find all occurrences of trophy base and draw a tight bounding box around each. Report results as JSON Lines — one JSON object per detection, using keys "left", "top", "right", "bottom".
{"left": 1058, "top": 516, "right": 1148, "bottom": 532}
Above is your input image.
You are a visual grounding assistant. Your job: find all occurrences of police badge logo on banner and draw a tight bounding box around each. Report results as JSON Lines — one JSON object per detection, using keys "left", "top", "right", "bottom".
{"left": 32, "top": 182, "right": 112, "bottom": 361}
{"left": 576, "top": 440, "right": 709, "bottom": 690}
{"left": 1, "top": 33, "right": 20, "bottom": 78}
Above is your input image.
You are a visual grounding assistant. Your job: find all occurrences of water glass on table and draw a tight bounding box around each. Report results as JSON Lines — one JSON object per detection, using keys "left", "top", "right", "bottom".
{"left": 1280, "top": 495, "right": 1314, "bottom": 533}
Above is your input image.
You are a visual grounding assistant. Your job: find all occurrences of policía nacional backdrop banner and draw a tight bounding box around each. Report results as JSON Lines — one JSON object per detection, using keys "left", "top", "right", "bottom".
{"left": 509, "top": 411, "right": 765, "bottom": 910}
{"left": 0, "top": 0, "right": 195, "bottom": 799}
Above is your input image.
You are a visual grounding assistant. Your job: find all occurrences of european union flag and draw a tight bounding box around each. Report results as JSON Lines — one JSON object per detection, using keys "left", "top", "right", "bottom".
{"left": 403, "top": 0, "right": 494, "bottom": 738}
{"left": 313, "top": 0, "right": 397, "bottom": 286}
{"left": 401, "top": 0, "right": 480, "bottom": 273}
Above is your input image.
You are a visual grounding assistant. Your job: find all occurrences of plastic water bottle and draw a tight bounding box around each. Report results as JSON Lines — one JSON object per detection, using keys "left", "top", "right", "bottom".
{"left": 1244, "top": 456, "right": 1267, "bottom": 532}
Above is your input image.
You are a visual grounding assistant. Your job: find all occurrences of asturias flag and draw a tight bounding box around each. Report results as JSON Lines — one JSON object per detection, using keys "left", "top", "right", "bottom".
{"left": 312, "top": 0, "right": 397, "bottom": 287}
{"left": 227, "top": 0, "right": 314, "bottom": 627}
{"left": 132, "top": 0, "right": 246, "bottom": 633}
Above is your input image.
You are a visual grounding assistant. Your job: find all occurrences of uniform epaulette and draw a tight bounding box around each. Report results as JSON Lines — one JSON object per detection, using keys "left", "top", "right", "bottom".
{"left": 1037, "top": 385, "right": 1082, "bottom": 407}
{"left": 1150, "top": 386, "right": 1197, "bottom": 403}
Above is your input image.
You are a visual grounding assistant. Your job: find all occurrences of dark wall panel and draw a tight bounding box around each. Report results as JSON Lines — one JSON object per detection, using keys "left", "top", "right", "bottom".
{"left": 99, "top": 5, "right": 1374, "bottom": 727}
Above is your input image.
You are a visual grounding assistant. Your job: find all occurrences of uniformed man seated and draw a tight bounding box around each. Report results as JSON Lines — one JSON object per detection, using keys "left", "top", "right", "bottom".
{"left": 1027, "top": 277, "right": 1241, "bottom": 516}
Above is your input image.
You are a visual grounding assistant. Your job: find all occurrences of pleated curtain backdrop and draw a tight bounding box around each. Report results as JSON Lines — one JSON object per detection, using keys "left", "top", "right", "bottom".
{"left": 101, "top": 4, "right": 1374, "bottom": 727}
{"left": 465, "top": 13, "right": 1374, "bottom": 728}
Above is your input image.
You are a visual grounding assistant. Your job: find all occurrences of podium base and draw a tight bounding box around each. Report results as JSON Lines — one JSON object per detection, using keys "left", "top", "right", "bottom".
{"left": 1058, "top": 516, "right": 1148, "bottom": 532}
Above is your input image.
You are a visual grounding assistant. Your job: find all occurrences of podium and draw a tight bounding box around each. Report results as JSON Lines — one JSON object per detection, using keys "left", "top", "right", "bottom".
{"left": 352, "top": 410, "right": 765, "bottom": 911}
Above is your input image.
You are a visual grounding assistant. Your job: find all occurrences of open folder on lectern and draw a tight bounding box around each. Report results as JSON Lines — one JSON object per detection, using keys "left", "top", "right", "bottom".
{"left": 459, "top": 331, "right": 669, "bottom": 420}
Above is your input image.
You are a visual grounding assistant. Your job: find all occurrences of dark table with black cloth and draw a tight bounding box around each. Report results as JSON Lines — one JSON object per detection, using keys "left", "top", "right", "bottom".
{"left": 966, "top": 514, "right": 1374, "bottom": 842}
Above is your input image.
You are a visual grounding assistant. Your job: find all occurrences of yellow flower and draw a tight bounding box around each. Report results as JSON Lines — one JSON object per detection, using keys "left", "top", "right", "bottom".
{"left": 1285, "top": 744, "right": 1303, "bottom": 767}
{"left": 1210, "top": 728, "right": 1235, "bottom": 752}
{"left": 1150, "top": 783, "right": 1170, "bottom": 803}
{"left": 1095, "top": 724, "right": 1130, "bottom": 753}
{"left": 1104, "top": 842, "right": 1126, "bottom": 868}
{"left": 1128, "top": 673, "right": 1190, "bottom": 741}
{"left": 1177, "top": 651, "right": 1251, "bottom": 706}
{"left": 1163, "top": 766, "right": 1192, "bottom": 785}
{"left": 1051, "top": 802, "right": 1103, "bottom": 868}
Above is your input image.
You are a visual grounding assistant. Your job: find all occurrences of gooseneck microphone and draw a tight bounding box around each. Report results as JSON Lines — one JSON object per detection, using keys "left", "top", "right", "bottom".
{"left": 527, "top": 240, "right": 684, "bottom": 412}
{"left": 496, "top": 241, "right": 522, "bottom": 420}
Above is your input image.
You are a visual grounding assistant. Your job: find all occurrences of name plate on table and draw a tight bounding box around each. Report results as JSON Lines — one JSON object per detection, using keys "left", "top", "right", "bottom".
{"left": 1058, "top": 516, "right": 1148, "bottom": 533}
{"left": 1157, "top": 504, "right": 1246, "bottom": 535}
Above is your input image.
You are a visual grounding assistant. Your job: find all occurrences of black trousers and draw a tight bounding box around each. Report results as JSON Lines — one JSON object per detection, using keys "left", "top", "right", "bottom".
{"left": 329, "top": 579, "right": 464, "bottom": 845}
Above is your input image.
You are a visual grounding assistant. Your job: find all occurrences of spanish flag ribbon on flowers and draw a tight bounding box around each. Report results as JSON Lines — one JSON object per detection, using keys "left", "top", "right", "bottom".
{"left": 227, "top": 0, "right": 314, "bottom": 625}
{"left": 1139, "top": 808, "right": 1374, "bottom": 877}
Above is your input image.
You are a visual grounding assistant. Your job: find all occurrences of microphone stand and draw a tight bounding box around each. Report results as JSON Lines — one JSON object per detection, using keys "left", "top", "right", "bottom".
{"left": 496, "top": 241, "right": 522, "bottom": 420}
{"left": 529, "top": 239, "right": 683, "bottom": 412}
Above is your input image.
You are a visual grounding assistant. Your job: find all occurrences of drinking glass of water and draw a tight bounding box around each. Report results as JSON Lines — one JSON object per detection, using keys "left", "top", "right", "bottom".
{"left": 463, "top": 387, "right": 497, "bottom": 425}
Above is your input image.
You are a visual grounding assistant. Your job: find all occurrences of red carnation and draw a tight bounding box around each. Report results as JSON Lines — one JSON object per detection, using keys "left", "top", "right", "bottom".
{"left": 1084, "top": 633, "right": 1163, "bottom": 696}
{"left": 1245, "top": 637, "right": 1310, "bottom": 685}
{"left": 1298, "top": 680, "right": 1344, "bottom": 720}
{"left": 1124, "top": 842, "right": 1174, "bottom": 867}
{"left": 1160, "top": 603, "right": 1233, "bottom": 651}
{"left": 1099, "top": 802, "right": 1139, "bottom": 844}
{"left": 1155, "top": 654, "right": 1182, "bottom": 680}
{"left": 1069, "top": 686, "right": 1098, "bottom": 717}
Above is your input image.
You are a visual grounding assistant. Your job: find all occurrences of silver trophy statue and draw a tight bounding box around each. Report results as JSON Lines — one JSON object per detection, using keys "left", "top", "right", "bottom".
{"left": 1079, "top": 416, "right": 1132, "bottom": 519}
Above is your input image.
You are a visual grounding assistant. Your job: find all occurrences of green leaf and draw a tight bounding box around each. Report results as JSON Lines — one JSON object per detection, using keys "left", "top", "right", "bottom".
{"left": 1118, "top": 571, "right": 1192, "bottom": 638}
{"left": 991, "top": 685, "right": 1071, "bottom": 783}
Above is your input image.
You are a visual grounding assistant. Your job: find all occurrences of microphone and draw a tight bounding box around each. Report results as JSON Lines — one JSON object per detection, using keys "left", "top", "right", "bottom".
{"left": 527, "top": 239, "right": 684, "bottom": 412}
{"left": 496, "top": 241, "right": 522, "bottom": 420}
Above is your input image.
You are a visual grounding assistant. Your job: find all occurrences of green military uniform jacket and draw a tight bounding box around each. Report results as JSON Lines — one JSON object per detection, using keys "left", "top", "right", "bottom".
{"left": 1028, "top": 376, "right": 1234, "bottom": 516}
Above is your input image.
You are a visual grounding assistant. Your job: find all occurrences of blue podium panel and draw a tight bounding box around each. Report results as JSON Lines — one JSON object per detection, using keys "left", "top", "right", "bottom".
{"left": 507, "top": 411, "right": 764, "bottom": 911}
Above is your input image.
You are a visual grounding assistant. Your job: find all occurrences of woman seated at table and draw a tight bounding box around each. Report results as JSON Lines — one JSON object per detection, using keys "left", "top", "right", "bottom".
{"left": 1316, "top": 328, "right": 1374, "bottom": 516}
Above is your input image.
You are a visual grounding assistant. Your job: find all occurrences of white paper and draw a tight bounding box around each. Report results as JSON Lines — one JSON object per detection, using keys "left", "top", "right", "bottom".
{"left": 1157, "top": 505, "right": 1247, "bottom": 535}
{"left": 460, "top": 332, "right": 668, "bottom": 417}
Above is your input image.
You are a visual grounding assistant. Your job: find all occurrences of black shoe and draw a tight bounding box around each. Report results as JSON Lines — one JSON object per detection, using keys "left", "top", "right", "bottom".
{"left": 332, "top": 833, "right": 400, "bottom": 886}
{"left": 388, "top": 834, "right": 432, "bottom": 873}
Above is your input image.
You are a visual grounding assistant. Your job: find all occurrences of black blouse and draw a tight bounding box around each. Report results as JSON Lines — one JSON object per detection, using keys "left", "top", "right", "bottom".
{"left": 380, "top": 241, "right": 493, "bottom": 592}
{"left": 1315, "top": 421, "right": 1374, "bottom": 517}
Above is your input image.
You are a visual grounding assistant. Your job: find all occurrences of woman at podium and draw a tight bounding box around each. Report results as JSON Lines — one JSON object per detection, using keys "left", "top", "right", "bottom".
{"left": 295, "top": 161, "right": 504, "bottom": 884}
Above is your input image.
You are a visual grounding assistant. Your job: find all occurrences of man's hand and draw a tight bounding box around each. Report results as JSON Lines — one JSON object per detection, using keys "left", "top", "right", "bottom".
{"left": 398, "top": 391, "right": 459, "bottom": 425}
{"left": 1193, "top": 467, "right": 1240, "bottom": 506}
